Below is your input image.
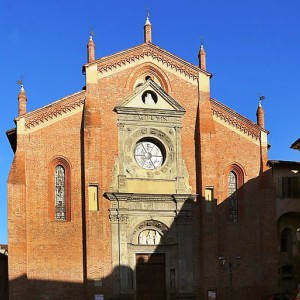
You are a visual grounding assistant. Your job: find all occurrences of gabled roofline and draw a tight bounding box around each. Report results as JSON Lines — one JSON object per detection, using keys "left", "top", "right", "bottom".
{"left": 211, "top": 98, "right": 268, "bottom": 140}
{"left": 268, "top": 160, "right": 300, "bottom": 167}
{"left": 291, "top": 138, "right": 300, "bottom": 150}
{"left": 83, "top": 43, "right": 212, "bottom": 79}
{"left": 6, "top": 128, "right": 16, "bottom": 153}
{"left": 23, "top": 90, "right": 85, "bottom": 129}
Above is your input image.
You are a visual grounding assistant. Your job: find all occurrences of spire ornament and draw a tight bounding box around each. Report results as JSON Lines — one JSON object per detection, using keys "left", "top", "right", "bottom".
{"left": 256, "top": 95, "right": 265, "bottom": 128}
{"left": 17, "top": 78, "right": 27, "bottom": 116}
{"left": 87, "top": 30, "right": 96, "bottom": 63}
{"left": 198, "top": 38, "right": 206, "bottom": 70}
{"left": 144, "top": 11, "right": 152, "bottom": 43}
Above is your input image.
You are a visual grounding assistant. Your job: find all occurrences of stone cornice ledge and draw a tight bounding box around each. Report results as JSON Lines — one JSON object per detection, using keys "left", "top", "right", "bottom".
{"left": 105, "top": 192, "right": 196, "bottom": 202}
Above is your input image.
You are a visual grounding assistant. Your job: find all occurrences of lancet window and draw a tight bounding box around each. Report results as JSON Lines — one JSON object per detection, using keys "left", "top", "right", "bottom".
{"left": 228, "top": 171, "right": 238, "bottom": 222}
{"left": 49, "top": 157, "right": 71, "bottom": 221}
{"left": 227, "top": 164, "right": 244, "bottom": 223}
{"left": 55, "top": 165, "right": 66, "bottom": 220}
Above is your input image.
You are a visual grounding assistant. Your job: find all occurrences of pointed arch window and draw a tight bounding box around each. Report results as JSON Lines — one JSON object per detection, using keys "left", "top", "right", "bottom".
{"left": 49, "top": 157, "right": 71, "bottom": 221}
{"left": 55, "top": 165, "right": 66, "bottom": 220}
{"left": 227, "top": 164, "right": 244, "bottom": 223}
{"left": 228, "top": 171, "right": 238, "bottom": 222}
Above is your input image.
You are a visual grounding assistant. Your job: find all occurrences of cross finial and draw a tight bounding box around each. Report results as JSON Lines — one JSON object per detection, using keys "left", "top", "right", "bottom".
{"left": 144, "top": 8, "right": 151, "bottom": 26}
{"left": 145, "top": 7, "right": 150, "bottom": 19}
{"left": 16, "top": 76, "right": 23, "bottom": 86}
{"left": 258, "top": 95, "right": 265, "bottom": 107}
{"left": 89, "top": 27, "right": 96, "bottom": 39}
{"left": 17, "top": 76, "right": 24, "bottom": 91}
{"left": 259, "top": 95, "right": 265, "bottom": 101}
{"left": 200, "top": 37, "right": 204, "bottom": 49}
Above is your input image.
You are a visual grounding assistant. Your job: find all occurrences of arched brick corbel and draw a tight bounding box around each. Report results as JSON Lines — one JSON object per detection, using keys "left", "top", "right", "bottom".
{"left": 126, "top": 63, "right": 172, "bottom": 93}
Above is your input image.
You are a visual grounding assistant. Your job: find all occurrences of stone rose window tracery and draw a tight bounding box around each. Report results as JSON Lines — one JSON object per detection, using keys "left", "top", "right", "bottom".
{"left": 134, "top": 139, "right": 165, "bottom": 170}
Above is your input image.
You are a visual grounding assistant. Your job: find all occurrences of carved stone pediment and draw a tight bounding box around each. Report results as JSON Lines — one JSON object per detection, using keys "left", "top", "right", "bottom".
{"left": 110, "top": 79, "right": 191, "bottom": 194}
{"left": 115, "top": 79, "right": 185, "bottom": 114}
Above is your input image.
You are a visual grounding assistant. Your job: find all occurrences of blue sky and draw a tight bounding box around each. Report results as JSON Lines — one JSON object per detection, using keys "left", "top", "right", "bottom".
{"left": 1, "top": 0, "right": 300, "bottom": 244}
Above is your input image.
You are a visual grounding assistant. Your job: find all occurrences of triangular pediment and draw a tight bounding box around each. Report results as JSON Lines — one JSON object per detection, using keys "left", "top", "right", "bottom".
{"left": 116, "top": 79, "right": 185, "bottom": 113}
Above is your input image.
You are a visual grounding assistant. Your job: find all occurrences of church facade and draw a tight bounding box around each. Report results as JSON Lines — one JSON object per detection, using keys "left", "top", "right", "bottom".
{"left": 7, "top": 18, "right": 278, "bottom": 300}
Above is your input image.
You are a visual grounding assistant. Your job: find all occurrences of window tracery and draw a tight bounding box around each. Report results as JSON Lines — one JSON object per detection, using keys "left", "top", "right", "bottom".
{"left": 55, "top": 165, "right": 66, "bottom": 220}
{"left": 226, "top": 164, "right": 244, "bottom": 223}
{"left": 228, "top": 171, "right": 238, "bottom": 222}
{"left": 49, "top": 157, "right": 71, "bottom": 221}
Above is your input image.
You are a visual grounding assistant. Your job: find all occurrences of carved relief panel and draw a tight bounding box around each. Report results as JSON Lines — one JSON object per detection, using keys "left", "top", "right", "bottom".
{"left": 111, "top": 79, "right": 191, "bottom": 194}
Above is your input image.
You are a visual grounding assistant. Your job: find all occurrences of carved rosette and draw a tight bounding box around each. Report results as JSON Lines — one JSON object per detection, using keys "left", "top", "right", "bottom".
{"left": 109, "top": 214, "right": 129, "bottom": 224}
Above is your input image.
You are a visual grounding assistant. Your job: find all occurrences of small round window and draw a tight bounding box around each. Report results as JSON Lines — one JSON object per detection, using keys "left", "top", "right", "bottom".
{"left": 134, "top": 139, "right": 165, "bottom": 170}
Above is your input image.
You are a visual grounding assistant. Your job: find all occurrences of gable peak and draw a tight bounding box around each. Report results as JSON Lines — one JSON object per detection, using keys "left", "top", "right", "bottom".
{"left": 116, "top": 79, "right": 185, "bottom": 113}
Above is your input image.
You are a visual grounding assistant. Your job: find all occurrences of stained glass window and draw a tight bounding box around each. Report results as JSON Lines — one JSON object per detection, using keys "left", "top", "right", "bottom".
{"left": 228, "top": 171, "right": 238, "bottom": 222}
{"left": 55, "top": 165, "right": 66, "bottom": 220}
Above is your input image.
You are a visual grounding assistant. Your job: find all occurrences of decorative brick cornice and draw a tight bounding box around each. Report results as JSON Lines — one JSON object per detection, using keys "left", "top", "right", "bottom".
{"left": 211, "top": 98, "right": 268, "bottom": 140}
{"left": 24, "top": 91, "right": 85, "bottom": 129}
{"left": 94, "top": 43, "right": 210, "bottom": 80}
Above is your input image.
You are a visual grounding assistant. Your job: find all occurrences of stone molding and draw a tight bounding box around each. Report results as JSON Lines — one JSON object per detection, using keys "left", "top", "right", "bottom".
{"left": 105, "top": 192, "right": 195, "bottom": 202}
{"left": 109, "top": 213, "right": 129, "bottom": 224}
{"left": 111, "top": 80, "right": 192, "bottom": 193}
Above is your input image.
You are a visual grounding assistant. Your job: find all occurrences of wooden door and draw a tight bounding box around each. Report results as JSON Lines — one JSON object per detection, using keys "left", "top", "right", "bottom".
{"left": 136, "top": 253, "right": 166, "bottom": 300}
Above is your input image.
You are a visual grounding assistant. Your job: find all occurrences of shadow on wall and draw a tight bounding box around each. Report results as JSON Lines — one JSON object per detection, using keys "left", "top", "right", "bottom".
{"left": 215, "top": 168, "right": 279, "bottom": 300}
{"left": 0, "top": 252, "right": 8, "bottom": 300}
{"left": 9, "top": 169, "right": 280, "bottom": 300}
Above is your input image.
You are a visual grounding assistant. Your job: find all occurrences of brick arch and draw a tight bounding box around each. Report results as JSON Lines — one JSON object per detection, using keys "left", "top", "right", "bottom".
{"left": 225, "top": 162, "right": 245, "bottom": 222}
{"left": 126, "top": 63, "right": 172, "bottom": 93}
{"left": 225, "top": 162, "right": 245, "bottom": 188}
{"left": 48, "top": 156, "right": 72, "bottom": 221}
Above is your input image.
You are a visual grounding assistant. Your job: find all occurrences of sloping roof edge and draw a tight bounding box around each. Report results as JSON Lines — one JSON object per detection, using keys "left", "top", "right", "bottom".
{"left": 6, "top": 128, "right": 16, "bottom": 153}
{"left": 211, "top": 98, "right": 268, "bottom": 140}
{"left": 291, "top": 138, "right": 300, "bottom": 150}
{"left": 23, "top": 90, "right": 85, "bottom": 129}
{"left": 268, "top": 160, "right": 300, "bottom": 167}
{"left": 83, "top": 43, "right": 212, "bottom": 79}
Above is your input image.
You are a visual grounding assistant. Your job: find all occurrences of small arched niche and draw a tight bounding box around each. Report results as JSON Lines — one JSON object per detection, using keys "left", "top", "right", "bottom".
{"left": 131, "top": 220, "right": 170, "bottom": 245}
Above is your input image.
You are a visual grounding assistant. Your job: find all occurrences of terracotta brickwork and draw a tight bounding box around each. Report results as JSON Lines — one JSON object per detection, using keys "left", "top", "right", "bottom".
{"left": 7, "top": 20, "right": 278, "bottom": 300}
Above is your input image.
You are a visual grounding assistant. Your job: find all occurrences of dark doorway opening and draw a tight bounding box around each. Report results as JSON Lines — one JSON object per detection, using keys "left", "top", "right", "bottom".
{"left": 136, "top": 253, "right": 166, "bottom": 300}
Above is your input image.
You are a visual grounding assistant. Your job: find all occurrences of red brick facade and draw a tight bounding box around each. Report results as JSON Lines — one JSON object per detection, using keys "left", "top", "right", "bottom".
{"left": 7, "top": 19, "right": 278, "bottom": 300}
